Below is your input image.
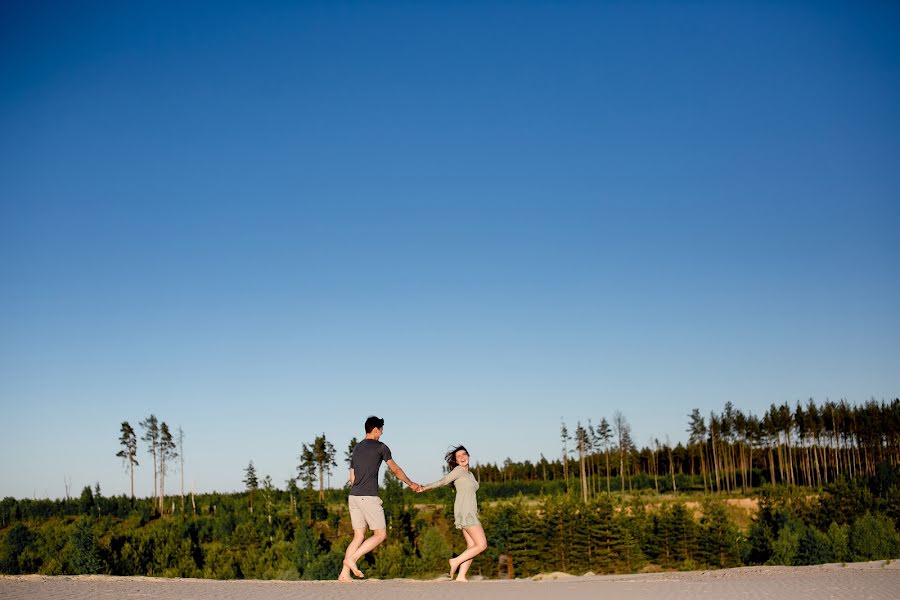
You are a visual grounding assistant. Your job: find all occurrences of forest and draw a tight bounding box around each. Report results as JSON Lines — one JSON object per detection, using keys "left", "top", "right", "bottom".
{"left": 1, "top": 398, "right": 898, "bottom": 579}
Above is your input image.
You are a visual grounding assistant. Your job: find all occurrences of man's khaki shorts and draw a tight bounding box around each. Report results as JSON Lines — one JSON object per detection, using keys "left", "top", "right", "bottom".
{"left": 348, "top": 495, "right": 386, "bottom": 530}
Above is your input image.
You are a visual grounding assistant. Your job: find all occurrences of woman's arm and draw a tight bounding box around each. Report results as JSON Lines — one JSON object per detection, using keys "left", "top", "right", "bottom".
{"left": 422, "top": 466, "right": 465, "bottom": 490}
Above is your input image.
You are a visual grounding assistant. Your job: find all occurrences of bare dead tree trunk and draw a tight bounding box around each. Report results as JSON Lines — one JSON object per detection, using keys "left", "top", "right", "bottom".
{"left": 178, "top": 427, "right": 185, "bottom": 514}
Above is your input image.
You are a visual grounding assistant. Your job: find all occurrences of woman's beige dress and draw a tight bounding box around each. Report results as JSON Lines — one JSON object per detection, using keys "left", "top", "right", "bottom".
{"left": 427, "top": 465, "right": 481, "bottom": 529}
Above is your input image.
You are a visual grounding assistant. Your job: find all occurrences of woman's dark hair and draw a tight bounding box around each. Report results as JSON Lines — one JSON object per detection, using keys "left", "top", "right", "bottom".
{"left": 445, "top": 445, "right": 469, "bottom": 469}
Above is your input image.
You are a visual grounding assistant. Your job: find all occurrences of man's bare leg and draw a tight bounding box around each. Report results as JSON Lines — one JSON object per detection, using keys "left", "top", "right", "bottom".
{"left": 350, "top": 528, "right": 387, "bottom": 564}
{"left": 339, "top": 528, "right": 367, "bottom": 581}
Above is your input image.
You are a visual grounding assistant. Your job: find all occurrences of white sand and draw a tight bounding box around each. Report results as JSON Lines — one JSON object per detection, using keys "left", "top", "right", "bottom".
{"left": 2, "top": 561, "right": 898, "bottom": 600}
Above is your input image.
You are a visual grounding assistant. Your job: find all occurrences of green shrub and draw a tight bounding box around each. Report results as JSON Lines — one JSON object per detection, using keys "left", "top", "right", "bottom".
{"left": 0, "top": 523, "right": 36, "bottom": 574}
{"left": 699, "top": 499, "right": 745, "bottom": 568}
{"left": 849, "top": 512, "right": 900, "bottom": 561}
{"left": 372, "top": 541, "right": 409, "bottom": 579}
{"left": 769, "top": 517, "right": 802, "bottom": 565}
{"left": 71, "top": 519, "right": 104, "bottom": 574}
{"left": 416, "top": 527, "right": 451, "bottom": 575}
{"left": 796, "top": 525, "right": 832, "bottom": 565}
{"left": 301, "top": 550, "right": 343, "bottom": 580}
{"left": 826, "top": 522, "right": 850, "bottom": 562}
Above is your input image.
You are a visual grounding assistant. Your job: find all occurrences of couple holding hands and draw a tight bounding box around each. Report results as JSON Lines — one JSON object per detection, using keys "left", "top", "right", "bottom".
{"left": 338, "top": 416, "right": 488, "bottom": 582}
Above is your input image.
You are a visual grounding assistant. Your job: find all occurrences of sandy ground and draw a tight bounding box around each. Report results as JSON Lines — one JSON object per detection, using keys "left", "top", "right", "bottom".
{"left": 1, "top": 561, "right": 897, "bottom": 600}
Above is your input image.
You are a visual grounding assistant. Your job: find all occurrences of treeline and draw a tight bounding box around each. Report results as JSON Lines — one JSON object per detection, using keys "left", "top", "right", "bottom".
{"left": 2, "top": 397, "right": 898, "bottom": 579}
{"left": 2, "top": 470, "right": 899, "bottom": 578}
{"left": 118, "top": 413, "right": 350, "bottom": 515}
{"left": 472, "top": 398, "right": 900, "bottom": 500}
{"left": 481, "top": 471, "right": 900, "bottom": 576}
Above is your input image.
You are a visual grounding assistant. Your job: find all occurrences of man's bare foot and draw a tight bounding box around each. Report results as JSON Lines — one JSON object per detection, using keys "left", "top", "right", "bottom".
{"left": 456, "top": 576, "right": 468, "bottom": 582}
{"left": 449, "top": 557, "right": 460, "bottom": 579}
{"left": 343, "top": 558, "right": 364, "bottom": 578}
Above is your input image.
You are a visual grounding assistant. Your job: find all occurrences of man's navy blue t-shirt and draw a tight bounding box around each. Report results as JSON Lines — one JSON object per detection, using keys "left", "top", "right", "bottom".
{"left": 349, "top": 439, "right": 392, "bottom": 496}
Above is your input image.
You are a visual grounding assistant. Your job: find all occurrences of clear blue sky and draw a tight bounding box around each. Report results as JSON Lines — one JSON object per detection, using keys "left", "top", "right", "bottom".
{"left": 1, "top": 1, "right": 898, "bottom": 500}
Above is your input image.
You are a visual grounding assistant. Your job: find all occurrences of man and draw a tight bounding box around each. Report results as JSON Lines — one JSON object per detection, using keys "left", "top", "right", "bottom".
{"left": 339, "top": 415, "right": 421, "bottom": 581}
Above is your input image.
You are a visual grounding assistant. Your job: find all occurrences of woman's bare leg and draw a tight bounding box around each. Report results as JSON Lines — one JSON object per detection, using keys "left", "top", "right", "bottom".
{"left": 449, "top": 525, "right": 487, "bottom": 581}
{"left": 455, "top": 527, "right": 477, "bottom": 581}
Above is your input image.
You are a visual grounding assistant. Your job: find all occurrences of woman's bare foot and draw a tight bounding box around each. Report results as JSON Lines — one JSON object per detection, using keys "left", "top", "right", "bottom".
{"left": 343, "top": 558, "right": 364, "bottom": 578}
{"left": 455, "top": 576, "right": 469, "bottom": 582}
{"left": 449, "top": 557, "right": 460, "bottom": 579}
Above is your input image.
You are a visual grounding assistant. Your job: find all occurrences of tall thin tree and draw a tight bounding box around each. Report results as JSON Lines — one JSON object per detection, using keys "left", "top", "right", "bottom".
{"left": 313, "top": 434, "right": 337, "bottom": 500}
{"left": 560, "top": 419, "right": 571, "bottom": 494}
{"left": 116, "top": 421, "right": 139, "bottom": 499}
{"left": 345, "top": 437, "right": 358, "bottom": 467}
{"left": 613, "top": 411, "right": 630, "bottom": 494}
{"left": 298, "top": 444, "right": 317, "bottom": 491}
{"left": 575, "top": 422, "right": 589, "bottom": 503}
{"left": 244, "top": 460, "right": 259, "bottom": 513}
{"left": 158, "top": 422, "right": 178, "bottom": 515}
{"left": 140, "top": 415, "right": 159, "bottom": 510}
{"left": 598, "top": 417, "right": 612, "bottom": 494}
{"left": 177, "top": 426, "right": 185, "bottom": 513}
{"left": 687, "top": 409, "right": 708, "bottom": 493}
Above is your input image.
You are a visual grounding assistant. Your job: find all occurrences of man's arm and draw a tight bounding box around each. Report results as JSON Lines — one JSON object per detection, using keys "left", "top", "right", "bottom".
{"left": 348, "top": 467, "right": 355, "bottom": 486}
{"left": 385, "top": 459, "right": 419, "bottom": 490}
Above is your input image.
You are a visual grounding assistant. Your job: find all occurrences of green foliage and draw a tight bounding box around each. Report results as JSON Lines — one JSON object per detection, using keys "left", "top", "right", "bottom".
{"left": 417, "top": 527, "right": 451, "bottom": 574}
{"left": 795, "top": 525, "right": 833, "bottom": 565}
{"left": 79, "top": 486, "right": 96, "bottom": 516}
{"left": 201, "top": 542, "right": 236, "bottom": 579}
{"left": 585, "top": 496, "right": 617, "bottom": 573}
{"left": 698, "top": 499, "right": 745, "bottom": 568}
{"left": 71, "top": 519, "right": 104, "bottom": 574}
{"left": 292, "top": 523, "right": 317, "bottom": 576}
{"left": 1, "top": 462, "right": 898, "bottom": 580}
{"left": 372, "top": 541, "right": 409, "bottom": 579}
{"left": 480, "top": 497, "right": 539, "bottom": 576}
{"left": 0, "top": 523, "right": 36, "bottom": 574}
{"left": 848, "top": 512, "right": 900, "bottom": 561}
{"left": 816, "top": 478, "right": 875, "bottom": 528}
{"left": 826, "top": 522, "right": 850, "bottom": 562}
{"left": 651, "top": 502, "right": 698, "bottom": 568}
{"left": 302, "top": 550, "right": 342, "bottom": 580}
{"left": 768, "top": 516, "right": 802, "bottom": 565}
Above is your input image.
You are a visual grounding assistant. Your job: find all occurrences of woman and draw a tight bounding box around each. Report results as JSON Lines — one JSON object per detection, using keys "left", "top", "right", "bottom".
{"left": 418, "top": 445, "right": 488, "bottom": 581}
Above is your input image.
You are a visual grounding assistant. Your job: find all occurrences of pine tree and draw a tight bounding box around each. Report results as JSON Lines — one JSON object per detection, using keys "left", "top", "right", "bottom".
{"left": 613, "top": 412, "right": 630, "bottom": 494}
{"left": 687, "top": 408, "right": 709, "bottom": 493}
{"left": 71, "top": 519, "right": 103, "bottom": 574}
{"left": 597, "top": 418, "right": 612, "bottom": 495}
{"left": 158, "top": 422, "right": 178, "bottom": 515}
{"left": 345, "top": 437, "right": 358, "bottom": 468}
{"left": 116, "top": 421, "right": 139, "bottom": 499}
{"left": 699, "top": 498, "right": 743, "bottom": 567}
{"left": 243, "top": 461, "right": 259, "bottom": 514}
{"left": 576, "top": 422, "right": 589, "bottom": 503}
{"left": 586, "top": 496, "right": 618, "bottom": 573}
{"left": 312, "top": 434, "right": 337, "bottom": 500}
{"left": 505, "top": 498, "right": 544, "bottom": 576}
{"left": 297, "top": 444, "right": 317, "bottom": 491}
{"left": 567, "top": 501, "right": 592, "bottom": 573}
{"left": 560, "top": 419, "right": 571, "bottom": 495}
{"left": 139, "top": 415, "right": 159, "bottom": 510}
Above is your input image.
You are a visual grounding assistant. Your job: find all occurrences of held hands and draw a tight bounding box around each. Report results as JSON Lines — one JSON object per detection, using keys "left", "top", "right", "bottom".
{"left": 409, "top": 483, "right": 427, "bottom": 493}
